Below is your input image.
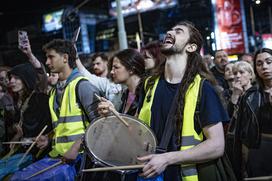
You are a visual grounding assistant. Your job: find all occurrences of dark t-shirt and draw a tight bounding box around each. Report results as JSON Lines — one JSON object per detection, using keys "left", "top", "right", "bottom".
{"left": 138, "top": 77, "right": 229, "bottom": 181}
{"left": 259, "top": 92, "right": 272, "bottom": 134}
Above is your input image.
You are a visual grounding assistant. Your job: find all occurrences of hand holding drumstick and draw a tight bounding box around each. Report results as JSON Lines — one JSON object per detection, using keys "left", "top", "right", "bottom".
{"left": 95, "top": 94, "right": 129, "bottom": 127}
{"left": 96, "top": 94, "right": 115, "bottom": 116}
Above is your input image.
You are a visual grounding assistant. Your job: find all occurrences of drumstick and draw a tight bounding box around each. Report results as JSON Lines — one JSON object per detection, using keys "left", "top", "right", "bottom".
{"left": 109, "top": 107, "right": 130, "bottom": 127}
{"left": 17, "top": 125, "right": 48, "bottom": 165}
{"left": 244, "top": 176, "right": 272, "bottom": 180}
{"left": 82, "top": 164, "right": 145, "bottom": 172}
{"left": 3, "top": 141, "right": 33, "bottom": 144}
{"left": 25, "top": 160, "right": 63, "bottom": 179}
{"left": 95, "top": 94, "right": 130, "bottom": 127}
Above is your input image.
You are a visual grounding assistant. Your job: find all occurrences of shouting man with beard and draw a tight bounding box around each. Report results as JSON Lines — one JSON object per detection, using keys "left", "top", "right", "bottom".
{"left": 137, "top": 21, "right": 229, "bottom": 181}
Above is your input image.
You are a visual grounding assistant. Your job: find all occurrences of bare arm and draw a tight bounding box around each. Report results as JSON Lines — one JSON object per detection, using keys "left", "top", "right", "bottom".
{"left": 166, "top": 122, "right": 224, "bottom": 164}
{"left": 19, "top": 36, "right": 42, "bottom": 69}
{"left": 138, "top": 122, "right": 225, "bottom": 178}
{"left": 63, "top": 139, "right": 82, "bottom": 162}
{"left": 19, "top": 34, "right": 48, "bottom": 93}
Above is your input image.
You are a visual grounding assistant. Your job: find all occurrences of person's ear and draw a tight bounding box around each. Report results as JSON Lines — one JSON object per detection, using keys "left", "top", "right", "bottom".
{"left": 186, "top": 43, "right": 197, "bottom": 53}
{"left": 129, "top": 70, "right": 134, "bottom": 75}
{"left": 63, "top": 54, "right": 69, "bottom": 63}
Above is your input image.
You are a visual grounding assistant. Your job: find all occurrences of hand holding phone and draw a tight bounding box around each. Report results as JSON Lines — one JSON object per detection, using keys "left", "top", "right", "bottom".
{"left": 18, "top": 31, "right": 28, "bottom": 48}
{"left": 18, "top": 30, "right": 32, "bottom": 54}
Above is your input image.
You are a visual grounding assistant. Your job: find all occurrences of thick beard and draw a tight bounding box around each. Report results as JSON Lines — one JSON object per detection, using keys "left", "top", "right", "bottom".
{"left": 161, "top": 44, "right": 185, "bottom": 56}
{"left": 94, "top": 69, "right": 103, "bottom": 76}
{"left": 161, "top": 46, "right": 176, "bottom": 55}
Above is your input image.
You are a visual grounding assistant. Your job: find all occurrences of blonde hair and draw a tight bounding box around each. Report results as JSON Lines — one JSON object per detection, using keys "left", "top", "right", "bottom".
{"left": 233, "top": 61, "right": 255, "bottom": 83}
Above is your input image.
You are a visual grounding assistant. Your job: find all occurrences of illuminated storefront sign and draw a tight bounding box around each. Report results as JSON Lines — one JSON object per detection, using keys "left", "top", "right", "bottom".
{"left": 262, "top": 34, "right": 272, "bottom": 48}
{"left": 212, "top": 0, "right": 245, "bottom": 54}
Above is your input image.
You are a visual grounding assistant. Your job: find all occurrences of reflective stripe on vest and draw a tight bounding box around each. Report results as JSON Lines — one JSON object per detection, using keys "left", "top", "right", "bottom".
{"left": 138, "top": 75, "right": 203, "bottom": 181}
{"left": 49, "top": 76, "right": 87, "bottom": 157}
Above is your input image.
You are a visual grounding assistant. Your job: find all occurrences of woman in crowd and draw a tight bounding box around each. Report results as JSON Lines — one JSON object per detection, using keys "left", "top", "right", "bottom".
{"left": 227, "top": 61, "right": 255, "bottom": 115}
{"left": 87, "top": 48, "right": 145, "bottom": 181}
{"left": 109, "top": 48, "right": 145, "bottom": 115}
{"left": 240, "top": 48, "right": 272, "bottom": 177}
{"left": 223, "top": 62, "right": 235, "bottom": 100}
{"left": 0, "top": 35, "right": 52, "bottom": 179}
{"left": 230, "top": 48, "right": 272, "bottom": 179}
{"left": 0, "top": 63, "right": 52, "bottom": 180}
{"left": 230, "top": 61, "right": 255, "bottom": 105}
{"left": 226, "top": 61, "right": 255, "bottom": 179}
{"left": 97, "top": 48, "right": 145, "bottom": 115}
{"left": 140, "top": 40, "right": 165, "bottom": 75}
{"left": 6, "top": 63, "right": 52, "bottom": 149}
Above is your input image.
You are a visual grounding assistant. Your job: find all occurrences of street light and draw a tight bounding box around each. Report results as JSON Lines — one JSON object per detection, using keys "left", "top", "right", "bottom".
{"left": 255, "top": 0, "right": 261, "bottom": 5}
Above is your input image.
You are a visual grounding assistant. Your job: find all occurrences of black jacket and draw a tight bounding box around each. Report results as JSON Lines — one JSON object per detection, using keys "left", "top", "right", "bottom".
{"left": 210, "top": 66, "right": 229, "bottom": 91}
{"left": 237, "top": 86, "right": 261, "bottom": 148}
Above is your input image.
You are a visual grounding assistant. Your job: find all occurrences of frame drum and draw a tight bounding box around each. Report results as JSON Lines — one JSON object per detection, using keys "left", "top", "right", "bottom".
{"left": 84, "top": 114, "right": 157, "bottom": 168}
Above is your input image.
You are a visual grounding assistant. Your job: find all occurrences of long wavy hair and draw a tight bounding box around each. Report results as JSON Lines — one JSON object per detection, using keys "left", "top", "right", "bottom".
{"left": 153, "top": 21, "right": 217, "bottom": 145}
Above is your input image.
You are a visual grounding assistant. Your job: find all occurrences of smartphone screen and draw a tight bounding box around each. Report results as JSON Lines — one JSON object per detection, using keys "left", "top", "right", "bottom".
{"left": 18, "top": 31, "right": 28, "bottom": 48}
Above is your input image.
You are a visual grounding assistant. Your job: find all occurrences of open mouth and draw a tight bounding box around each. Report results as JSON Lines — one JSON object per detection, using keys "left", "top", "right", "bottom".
{"left": 163, "top": 35, "right": 175, "bottom": 45}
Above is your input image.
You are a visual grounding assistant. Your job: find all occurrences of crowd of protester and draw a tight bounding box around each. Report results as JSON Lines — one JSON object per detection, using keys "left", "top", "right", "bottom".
{"left": 0, "top": 20, "right": 271, "bottom": 181}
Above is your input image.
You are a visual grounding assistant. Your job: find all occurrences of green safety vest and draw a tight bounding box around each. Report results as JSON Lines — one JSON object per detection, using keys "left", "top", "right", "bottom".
{"left": 49, "top": 76, "right": 88, "bottom": 157}
{"left": 138, "top": 74, "right": 203, "bottom": 181}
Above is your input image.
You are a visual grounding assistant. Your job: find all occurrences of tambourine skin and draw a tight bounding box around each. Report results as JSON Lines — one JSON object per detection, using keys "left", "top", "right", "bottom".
{"left": 83, "top": 114, "right": 157, "bottom": 168}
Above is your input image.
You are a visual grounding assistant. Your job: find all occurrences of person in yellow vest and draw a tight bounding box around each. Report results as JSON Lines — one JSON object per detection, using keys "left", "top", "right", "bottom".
{"left": 98, "top": 21, "right": 229, "bottom": 181}
{"left": 10, "top": 39, "right": 100, "bottom": 180}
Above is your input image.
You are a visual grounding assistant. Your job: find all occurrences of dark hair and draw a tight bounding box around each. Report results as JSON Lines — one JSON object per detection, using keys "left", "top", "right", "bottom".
{"left": 42, "top": 39, "right": 76, "bottom": 68}
{"left": 92, "top": 52, "right": 108, "bottom": 62}
{"left": 154, "top": 21, "right": 217, "bottom": 145}
{"left": 109, "top": 49, "right": 145, "bottom": 78}
{"left": 253, "top": 48, "right": 272, "bottom": 89}
{"left": 140, "top": 41, "right": 166, "bottom": 70}
{"left": 8, "top": 63, "right": 38, "bottom": 101}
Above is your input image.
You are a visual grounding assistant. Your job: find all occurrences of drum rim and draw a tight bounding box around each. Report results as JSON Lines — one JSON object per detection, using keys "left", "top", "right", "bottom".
{"left": 83, "top": 114, "right": 157, "bottom": 168}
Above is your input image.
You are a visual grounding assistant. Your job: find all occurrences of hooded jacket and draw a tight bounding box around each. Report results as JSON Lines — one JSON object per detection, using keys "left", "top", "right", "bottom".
{"left": 8, "top": 63, "right": 37, "bottom": 92}
{"left": 7, "top": 63, "right": 52, "bottom": 138}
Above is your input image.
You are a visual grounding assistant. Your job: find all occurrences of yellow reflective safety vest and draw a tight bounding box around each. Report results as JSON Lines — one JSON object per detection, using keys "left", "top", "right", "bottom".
{"left": 49, "top": 76, "right": 87, "bottom": 157}
{"left": 138, "top": 74, "right": 203, "bottom": 181}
